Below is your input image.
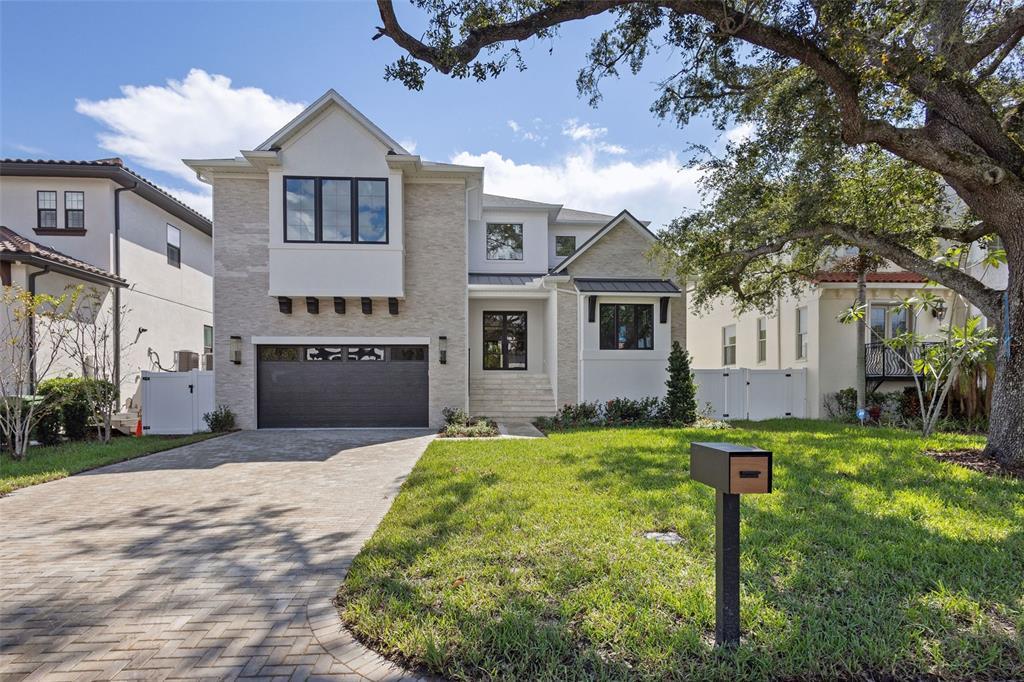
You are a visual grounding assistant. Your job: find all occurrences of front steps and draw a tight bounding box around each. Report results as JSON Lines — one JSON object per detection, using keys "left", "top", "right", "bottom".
{"left": 469, "top": 373, "right": 557, "bottom": 422}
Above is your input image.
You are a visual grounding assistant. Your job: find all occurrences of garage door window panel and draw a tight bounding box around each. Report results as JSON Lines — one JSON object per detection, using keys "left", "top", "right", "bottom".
{"left": 259, "top": 346, "right": 300, "bottom": 361}
{"left": 305, "top": 347, "right": 344, "bottom": 361}
{"left": 348, "top": 346, "right": 384, "bottom": 361}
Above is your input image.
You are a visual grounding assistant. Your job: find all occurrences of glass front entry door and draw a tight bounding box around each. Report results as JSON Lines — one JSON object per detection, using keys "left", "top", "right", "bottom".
{"left": 482, "top": 311, "right": 527, "bottom": 370}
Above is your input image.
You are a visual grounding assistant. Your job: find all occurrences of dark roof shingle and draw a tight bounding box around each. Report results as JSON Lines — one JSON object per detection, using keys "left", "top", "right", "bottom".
{"left": 574, "top": 278, "right": 680, "bottom": 293}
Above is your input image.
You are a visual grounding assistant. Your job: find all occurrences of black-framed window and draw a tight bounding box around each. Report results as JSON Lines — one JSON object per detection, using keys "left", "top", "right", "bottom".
{"left": 483, "top": 311, "right": 527, "bottom": 370}
{"left": 203, "top": 325, "right": 214, "bottom": 354}
{"left": 555, "top": 235, "right": 576, "bottom": 257}
{"left": 599, "top": 304, "right": 654, "bottom": 350}
{"left": 37, "top": 191, "right": 57, "bottom": 229}
{"left": 166, "top": 224, "right": 181, "bottom": 268}
{"left": 284, "top": 176, "right": 388, "bottom": 244}
{"left": 65, "top": 191, "right": 85, "bottom": 229}
{"left": 486, "top": 223, "right": 523, "bottom": 260}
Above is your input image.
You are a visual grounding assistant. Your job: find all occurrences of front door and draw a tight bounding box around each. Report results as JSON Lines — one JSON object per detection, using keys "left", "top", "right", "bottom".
{"left": 483, "top": 311, "right": 527, "bottom": 370}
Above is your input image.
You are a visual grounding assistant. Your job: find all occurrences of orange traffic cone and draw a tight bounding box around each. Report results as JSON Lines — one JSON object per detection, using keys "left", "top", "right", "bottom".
{"left": 135, "top": 418, "right": 143, "bottom": 437}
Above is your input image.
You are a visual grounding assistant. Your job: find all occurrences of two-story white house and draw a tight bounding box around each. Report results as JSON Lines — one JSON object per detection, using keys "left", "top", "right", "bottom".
{"left": 0, "top": 158, "right": 213, "bottom": 409}
{"left": 184, "top": 90, "right": 686, "bottom": 429}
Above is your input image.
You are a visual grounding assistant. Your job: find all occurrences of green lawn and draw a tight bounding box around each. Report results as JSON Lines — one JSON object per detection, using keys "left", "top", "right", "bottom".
{"left": 338, "top": 420, "right": 1023, "bottom": 681}
{"left": 0, "top": 432, "right": 222, "bottom": 495}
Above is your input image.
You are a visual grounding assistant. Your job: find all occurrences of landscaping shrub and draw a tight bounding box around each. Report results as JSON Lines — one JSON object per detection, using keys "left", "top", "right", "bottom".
{"left": 824, "top": 387, "right": 859, "bottom": 421}
{"left": 440, "top": 420, "right": 498, "bottom": 438}
{"left": 664, "top": 341, "right": 697, "bottom": 423}
{"left": 35, "top": 377, "right": 115, "bottom": 441}
{"left": 202, "top": 405, "right": 236, "bottom": 432}
{"left": 442, "top": 406, "right": 470, "bottom": 427}
{"left": 604, "top": 396, "right": 662, "bottom": 425}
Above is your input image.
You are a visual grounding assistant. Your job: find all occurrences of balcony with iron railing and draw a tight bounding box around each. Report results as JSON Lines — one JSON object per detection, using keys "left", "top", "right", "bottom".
{"left": 864, "top": 342, "right": 942, "bottom": 380}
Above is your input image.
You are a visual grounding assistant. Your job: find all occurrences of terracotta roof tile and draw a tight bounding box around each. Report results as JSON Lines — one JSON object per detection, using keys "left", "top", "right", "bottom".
{"left": 0, "top": 226, "right": 126, "bottom": 285}
{"left": 813, "top": 270, "right": 927, "bottom": 284}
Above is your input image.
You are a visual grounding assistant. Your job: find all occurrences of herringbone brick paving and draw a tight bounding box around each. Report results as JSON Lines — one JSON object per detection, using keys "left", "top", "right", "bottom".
{"left": 0, "top": 429, "right": 436, "bottom": 681}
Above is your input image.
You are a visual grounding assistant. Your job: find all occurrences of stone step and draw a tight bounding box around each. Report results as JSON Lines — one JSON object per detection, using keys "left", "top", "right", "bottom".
{"left": 471, "top": 401, "right": 556, "bottom": 410}
{"left": 471, "top": 406, "right": 556, "bottom": 415}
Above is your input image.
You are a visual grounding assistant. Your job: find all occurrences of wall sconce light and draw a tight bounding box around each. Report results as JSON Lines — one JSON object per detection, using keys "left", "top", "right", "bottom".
{"left": 334, "top": 297, "right": 346, "bottom": 314}
{"left": 229, "top": 335, "right": 242, "bottom": 365}
{"left": 278, "top": 297, "right": 292, "bottom": 314}
{"left": 361, "top": 297, "right": 373, "bottom": 315}
{"left": 306, "top": 297, "right": 319, "bottom": 315}
{"left": 932, "top": 301, "right": 947, "bottom": 320}
{"left": 438, "top": 335, "right": 448, "bottom": 364}
{"left": 388, "top": 297, "right": 399, "bottom": 315}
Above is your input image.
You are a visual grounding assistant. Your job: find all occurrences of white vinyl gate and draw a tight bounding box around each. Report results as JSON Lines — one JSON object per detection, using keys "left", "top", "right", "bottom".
{"left": 140, "top": 370, "right": 215, "bottom": 434}
{"left": 693, "top": 368, "right": 807, "bottom": 420}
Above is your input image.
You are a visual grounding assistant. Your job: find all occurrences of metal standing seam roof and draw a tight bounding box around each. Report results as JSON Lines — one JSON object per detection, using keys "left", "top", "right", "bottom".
{"left": 468, "top": 273, "right": 547, "bottom": 286}
{"left": 0, "top": 226, "right": 127, "bottom": 286}
{"left": 574, "top": 278, "right": 680, "bottom": 293}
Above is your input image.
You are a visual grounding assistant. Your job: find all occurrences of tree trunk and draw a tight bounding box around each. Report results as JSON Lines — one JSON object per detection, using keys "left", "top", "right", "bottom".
{"left": 983, "top": 231, "right": 1023, "bottom": 468}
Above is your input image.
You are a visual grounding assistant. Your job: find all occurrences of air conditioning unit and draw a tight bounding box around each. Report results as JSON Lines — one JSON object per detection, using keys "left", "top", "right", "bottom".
{"left": 174, "top": 351, "right": 199, "bottom": 371}
{"left": 203, "top": 353, "right": 213, "bottom": 370}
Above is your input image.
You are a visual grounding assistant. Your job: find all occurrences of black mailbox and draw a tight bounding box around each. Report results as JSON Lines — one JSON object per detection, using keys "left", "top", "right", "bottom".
{"left": 691, "top": 442, "right": 772, "bottom": 495}
{"left": 690, "top": 441, "right": 774, "bottom": 647}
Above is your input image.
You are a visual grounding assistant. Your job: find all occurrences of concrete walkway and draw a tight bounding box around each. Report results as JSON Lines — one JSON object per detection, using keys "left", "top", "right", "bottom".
{"left": 0, "top": 429, "right": 435, "bottom": 681}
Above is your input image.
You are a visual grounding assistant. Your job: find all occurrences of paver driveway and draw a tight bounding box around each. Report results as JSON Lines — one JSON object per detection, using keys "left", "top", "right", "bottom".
{"left": 0, "top": 429, "right": 435, "bottom": 681}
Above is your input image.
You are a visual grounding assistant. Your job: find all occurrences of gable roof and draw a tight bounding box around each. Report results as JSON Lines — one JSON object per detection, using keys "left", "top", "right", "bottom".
{"left": 551, "top": 210, "right": 658, "bottom": 274}
{"left": 481, "top": 193, "right": 616, "bottom": 224}
{"left": 0, "top": 226, "right": 126, "bottom": 287}
{"left": 255, "top": 89, "right": 410, "bottom": 154}
{"left": 0, "top": 158, "right": 212, "bottom": 234}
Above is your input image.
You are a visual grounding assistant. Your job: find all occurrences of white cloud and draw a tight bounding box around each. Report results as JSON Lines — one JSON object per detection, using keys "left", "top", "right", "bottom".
{"left": 399, "top": 138, "right": 418, "bottom": 153}
{"left": 166, "top": 187, "right": 214, "bottom": 220}
{"left": 597, "top": 143, "right": 627, "bottom": 155}
{"left": 725, "top": 122, "right": 755, "bottom": 145}
{"left": 75, "top": 69, "right": 305, "bottom": 214}
{"left": 562, "top": 118, "right": 608, "bottom": 141}
{"left": 451, "top": 147, "right": 703, "bottom": 230}
{"left": 10, "top": 142, "right": 48, "bottom": 156}
{"left": 507, "top": 120, "right": 521, "bottom": 133}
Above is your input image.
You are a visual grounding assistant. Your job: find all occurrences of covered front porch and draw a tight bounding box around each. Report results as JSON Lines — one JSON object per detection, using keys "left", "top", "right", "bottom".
{"left": 467, "top": 275, "right": 557, "bottom": 420}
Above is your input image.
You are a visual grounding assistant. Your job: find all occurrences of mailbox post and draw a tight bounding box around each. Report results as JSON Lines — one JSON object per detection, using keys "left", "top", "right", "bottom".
{"left": 690, "top": 442, "right": 773, "bottom": 646}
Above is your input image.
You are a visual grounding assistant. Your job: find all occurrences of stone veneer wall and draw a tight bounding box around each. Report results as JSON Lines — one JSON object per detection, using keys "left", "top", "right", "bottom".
{"left": 212, "top": 177, "right": 467, "bottom": 429}
{"left": 555, "top": 282, "right": 578, "bottom": 406}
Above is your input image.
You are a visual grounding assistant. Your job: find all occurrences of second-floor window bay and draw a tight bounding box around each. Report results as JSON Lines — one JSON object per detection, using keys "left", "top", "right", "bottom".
{"left": 284, "top": 177, "right": 388, "bottom": 244}
{"left": 486, "top": 223, "right": 523, "bottom": 260}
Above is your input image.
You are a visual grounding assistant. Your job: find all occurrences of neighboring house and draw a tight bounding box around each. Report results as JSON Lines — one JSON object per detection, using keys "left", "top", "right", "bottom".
{"left": 0, "top": 158, "right": 213, "bottom": 408}
{"left": 686, "top": 270, "right": 959, "bottom": 418}
{"left": 184, "top": 89, "right": 686, "bottom": 429}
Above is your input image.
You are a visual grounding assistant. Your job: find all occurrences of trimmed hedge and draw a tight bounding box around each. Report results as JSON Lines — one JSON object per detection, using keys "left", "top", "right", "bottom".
{"left": 34, "top": 377, "right": 115, "bottom": 443}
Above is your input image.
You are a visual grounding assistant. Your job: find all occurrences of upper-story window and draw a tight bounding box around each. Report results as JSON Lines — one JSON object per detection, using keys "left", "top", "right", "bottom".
{"left": 756, "top": 317, "right": 767, "bottom": 363}
{"left": 37, "top": 191, "right": 57, "bottom": 229}
{"left": 167, "top": 224, "right": 181, "bottom": 268}
{"left": 65, "top": 191, "right": 85, "bottom": 229}
{"left": 722, "top": 324, "right": 737, "bottom": 365}
{"left": 600, "top": 303, "right": 654, "bottom": 350}
{"left": 555, "top": 235, "right": 576, "bottom": 258}
{"left": 486, "top": 223, "right": 523, "bottom": 260}
{"left": 284, "top": 176, "right": 388, "bottom": 244}
{"left": 796, "top": 306, "right": 808, "bottom": 360}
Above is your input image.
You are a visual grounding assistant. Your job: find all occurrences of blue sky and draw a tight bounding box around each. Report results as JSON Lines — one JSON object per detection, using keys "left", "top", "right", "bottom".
{"left": 1, "top": 1, "right": 732, "bottom": 227}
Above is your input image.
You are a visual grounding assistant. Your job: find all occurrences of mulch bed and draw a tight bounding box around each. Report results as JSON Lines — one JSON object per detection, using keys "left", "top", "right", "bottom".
{"left": 925, "top": 449, "right": 1024, "bottom": 479}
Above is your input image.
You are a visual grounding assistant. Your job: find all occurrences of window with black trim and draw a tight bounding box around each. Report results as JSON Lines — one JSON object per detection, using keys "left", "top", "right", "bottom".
{"left": 555, "top": 235, "right": 576, "bottom": 257}
{"left": 166, "top": 224, "right": 181, "bottom": 268}
{"left": 37, "top": 191, "right": 57, "bottom": 229}
{"left": 65, "top": 191, "right": 85, "bottom": 229}
{"left": 486, "top": 223, "right": 523, "bottom": 260}
{"left": 599, "top": 304, "right": 654, "bottom": 350}
{"left": 284, "top": 176, "right": 388, "bottom": 244}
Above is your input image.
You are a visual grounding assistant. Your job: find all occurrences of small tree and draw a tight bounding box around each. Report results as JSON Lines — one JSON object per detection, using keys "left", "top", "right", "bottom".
{"left": 665, "top": 341, "right": 697, "bottom": 424}
{"left": 839, "top": 295, "right": 995, "bottom": 437}
{"left": 64, "top": 287, "right": 138, "bottom": 443}
{"left": 0, "top": 285, "right": 79, "bottom": 459}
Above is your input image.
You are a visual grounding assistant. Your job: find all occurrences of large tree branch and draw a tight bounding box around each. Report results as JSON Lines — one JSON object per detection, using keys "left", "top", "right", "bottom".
{"left": 959, "top": 5, "right": 1024, "bottom": 71}
{"left": 724, "top": 222, "right": 1003, "bottom": 320}
{"left": 973, "top": 26, "right": 1024, "bottom": 81}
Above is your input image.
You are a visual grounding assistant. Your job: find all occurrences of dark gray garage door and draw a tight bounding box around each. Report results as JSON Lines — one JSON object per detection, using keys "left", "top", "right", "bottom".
{"left": 257, "top": 345, "right": 428, "bottom": 428}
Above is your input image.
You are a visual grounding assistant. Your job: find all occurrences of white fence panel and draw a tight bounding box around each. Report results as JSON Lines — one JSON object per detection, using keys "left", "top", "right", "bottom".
{"left": 141, "top": 370, "right": 214, "bottom": 435}
{"left": 693, "top": 368, "right": 807, "bottom": 420}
